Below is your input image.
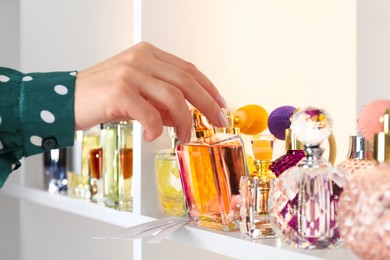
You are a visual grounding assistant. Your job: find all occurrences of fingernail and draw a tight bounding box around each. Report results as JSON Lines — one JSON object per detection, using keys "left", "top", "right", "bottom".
{"left": 218, "top": 110, "right": 229, "bottom": 127}
{"left": 217, "top": 95, "right": 227, "bottom": 109}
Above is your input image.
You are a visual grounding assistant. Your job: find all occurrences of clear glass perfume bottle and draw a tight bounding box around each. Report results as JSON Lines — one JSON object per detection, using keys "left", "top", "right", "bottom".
{"left": 338, "top": 108, "right": 390, "bottom": 260}
{"left": 269, "top": 128, "right": 305, "bottom": 177}
{"left": 155, "top": 127, "right": 186, "bottom": 217}
{"left": 176, "top": 108, "right": 249, "bottom": 231}
{"left": 43, "top": 148, "right": 67, "bottom": 193}
{"left": 268, "top": 107, "right": 345, "bottom": 249}
{"left": 337, "top": 135, "right": 375, "bottom": 174}
{"left": 240, "top": 134, "right": 276, "bottom": 238}
{"left": 118, "top": 120, "right": 133, "bottom": 211}
{"left": 101, "top": 122, "right": 120, "bottom": 209}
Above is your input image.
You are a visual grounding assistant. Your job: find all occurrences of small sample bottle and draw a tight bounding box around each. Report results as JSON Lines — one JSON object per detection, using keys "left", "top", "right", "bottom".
{"left": 89, "top": 147, "right": 103, "bottom": 204}
{"left": 101, "top": 122, "right": 120, "bottom": 209}
{"left": 338, "top": 108, "right": 390, "bottom": 260}
{"left": 240, "top": 134, "right": 276, "bottom": 238}
{"left": 268, "top": 107, "right": 344, "bottom": 249}
{"left": 155, "top": 127, "right": 186, "bottom": 217}
{"left": 43, "top": 148, "right": 67, "bottom": 193}
{"left": 176, "top": 108, "right": 249, "bottom": 231}
{"left": 118, "top": 121, "right": 133, "bottom": 211}
{"left": 337, "top": 135, "right": 375, "bottom": 174}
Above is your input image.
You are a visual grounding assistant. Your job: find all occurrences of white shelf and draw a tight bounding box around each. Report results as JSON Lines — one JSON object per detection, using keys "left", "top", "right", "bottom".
{"left": 0, "top": 184, "right": 360, "bottom": 260}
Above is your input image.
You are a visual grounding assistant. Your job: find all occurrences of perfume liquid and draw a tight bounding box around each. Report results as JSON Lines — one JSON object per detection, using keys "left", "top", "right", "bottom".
{"left": 155, "top": 128, "right": 186, "bottom": 217}
{"left": 89, "top": 147, "right": 103, "bottom": 204}
{"left": 177, "top": 134, "right": 247, "bottom": 231}
{"left": 118, "top": 121, "right": 133, "bottom": 211}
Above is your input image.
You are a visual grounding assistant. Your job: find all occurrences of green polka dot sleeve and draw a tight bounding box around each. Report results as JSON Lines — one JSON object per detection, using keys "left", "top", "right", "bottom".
{"left": 0, "top": 66, "right": 76, "bottom": 188}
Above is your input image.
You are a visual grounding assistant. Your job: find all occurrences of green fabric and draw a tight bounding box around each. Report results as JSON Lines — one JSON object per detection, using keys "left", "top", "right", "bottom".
{"left": 0, "top": 67, "right": 76, "bottom": 187}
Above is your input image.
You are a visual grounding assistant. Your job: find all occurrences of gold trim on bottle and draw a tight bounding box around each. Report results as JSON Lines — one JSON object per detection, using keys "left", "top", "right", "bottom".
{"left": 374, "top": 107, "right": 390, "bottom": 163}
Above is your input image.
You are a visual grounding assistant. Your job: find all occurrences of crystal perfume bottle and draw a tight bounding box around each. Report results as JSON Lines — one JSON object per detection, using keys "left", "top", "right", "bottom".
{"left": 338, "top": 108, "right": 390, "bottom": 260}
{"left": 155, "top": 127, "right": 186, "bottom": 217}
{"left": 240, "top": 134, "right": 276, "bottom": 238}
{"left": 176, "top": 108, "right": 249, "bottom": 231}
{"left": 118, "top": 120, "right": 133, "bottom": 211}
{"left": 101, "top": 122, "right": 120, "bottom": 209}
{"left": 268, "top": 107, "right": 344, "bottom": 249}
{"left": 337, "top": 135, "right": 375, "bottom": 174}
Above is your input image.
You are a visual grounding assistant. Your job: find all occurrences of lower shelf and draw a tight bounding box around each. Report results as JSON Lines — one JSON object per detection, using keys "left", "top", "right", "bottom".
{"left": 0, "top": 184, "right": 360, "bottom": 260}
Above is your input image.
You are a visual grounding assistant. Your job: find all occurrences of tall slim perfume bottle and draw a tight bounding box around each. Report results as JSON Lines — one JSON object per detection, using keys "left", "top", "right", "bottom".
{"left": 268, "top": 107, "right": 345, "bottom": 249}
{"left": 118, "top": 120, "right": 133, "bottom": 211}
{"left": 101, "top": 122, "right": 120, "bottom": 209}
{"left": 176, "top": 108, "right": 249, "bottom": 231}
{"left": 43, "top": 148, "right": 67, "bottom": 193}
{"left": 338, "top": 108, "right": 390, "bottom": 260}
{"left": 240, "top": 134, "right": 276, "bottom": 238}
{"left": 89, "top": 146, "right": 103, "bottom": 204}
{"left": 155, "top": 127, "right": 186, "bottom": 217}
{"left": 337, "top": 135, "right": 375, "bottom": 174}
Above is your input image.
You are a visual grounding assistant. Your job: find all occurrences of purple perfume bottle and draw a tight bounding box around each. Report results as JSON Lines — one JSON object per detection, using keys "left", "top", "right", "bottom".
{"left": 267, "top": 105, "right": 305, "bottom": 177}
{"left": 268, "top": 107, "right": 345, "bottom": 249}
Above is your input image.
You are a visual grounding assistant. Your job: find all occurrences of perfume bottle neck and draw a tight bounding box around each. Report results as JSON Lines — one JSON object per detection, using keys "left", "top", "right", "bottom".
{"left": 347, "top": 135, "right": 372, "bottom": 160}
{"left": 303, "top": 145, "right": 323, "bottom": 161}
{"left": 251, "top": 159, "right": 273, "bottom": 177}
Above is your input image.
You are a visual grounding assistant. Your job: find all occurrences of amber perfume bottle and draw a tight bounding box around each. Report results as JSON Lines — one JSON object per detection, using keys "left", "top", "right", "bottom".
{"left": 118, "top": 121, "right": 133, "bottom": 211}
{"left": 176, "top": 108, "right": 249, "bottom": 231}
{"left": 240, "top": 134, "right": 276, "bottom": 238}
{"left": 89, "top": 147, "right": 103, "bottom": 204}
{"left": 338, "top": 108, "right": 390, "bottom": 260}
{"left": 268, "top": 107, "right": 345, "bottom": 249}
{"left": 155, "top": 127, "right": 186, "bottom": 217}
{"left": 337, "top": 135, "right": 375, "bottom": 174}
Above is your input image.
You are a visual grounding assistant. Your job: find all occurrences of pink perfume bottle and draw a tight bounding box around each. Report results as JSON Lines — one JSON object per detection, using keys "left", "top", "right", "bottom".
{"left": 268, "top": 107, "right": 344, "bottom": 249}
{"left": 338, "top": 108, "right": 390, "bottom": 260}
{"left": 176, "top": 108, "right": 249, "bottom": 231}
{"left": 337, "top": 135, "right": 375, "bottom": 174}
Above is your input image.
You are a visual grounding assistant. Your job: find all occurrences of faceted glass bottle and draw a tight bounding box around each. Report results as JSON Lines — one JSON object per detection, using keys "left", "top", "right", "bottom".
{"left": 338, "top": 108, "right": 390, "bottom": 260}
{"left": 101, "top": 122, "right": 120, "bottom": 209}
{"left": 177, "top": 108, "right": 249, "bottom": 231}
{"left": 240, "top": 134, "right": 276, "bottom": 238}
{"left": 268, "top": 107, "right": 344, "bottom": 249}
{"left": 155, "top": 127, "right": 186, "bottom": 217}
{"left": 118, "top": 121, "right": 133, "bottom": 211}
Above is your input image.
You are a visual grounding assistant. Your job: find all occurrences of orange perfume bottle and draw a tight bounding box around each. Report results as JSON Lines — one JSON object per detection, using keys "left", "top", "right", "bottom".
{"left": 240, "top": 134, "right": 277, "bottom": 238}
{"left": 176, "top": 108, "right": 249, "bottom": 231}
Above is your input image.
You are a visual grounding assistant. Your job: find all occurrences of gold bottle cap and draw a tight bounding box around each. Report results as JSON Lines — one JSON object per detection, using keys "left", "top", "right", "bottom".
{"left": 285, "top": 128, "right": 303, "bottom": 150}
{"left": 373, "top": 107, "right": 390, "bottom": 162}
{"left": 215, "top": 110, "right": 240, "bottom": 135}
{"left": 192, "top": 108, "right": 215, "bottom": 139}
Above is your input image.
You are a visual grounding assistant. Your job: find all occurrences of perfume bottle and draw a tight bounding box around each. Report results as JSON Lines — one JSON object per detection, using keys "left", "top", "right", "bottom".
{"left": 337, "top": 135, "right": 375, "bottom": 174}
{"left": 101, "top": 122, "right": 120, "bottom": 209}
{"left": 268, "top": 107, "right": 344, "bottom": 249}
{"left": 155, "top": 127, "right": 186, "bottom": 217}
{"left": 118, "top": 121, "right": 133, "bottom": 211}
{"left": 269, "top": 128, "right": 305, "bottom": 177}
{"left": 89, "top": 147, "right": 103, "bottom": 204}
{"left": 239, "top": 134, "right": 276, "bottom": 238}
{"left": 43, "top": 148, "right": 67, "bottom": 193}
{"left": 338, "top": 108, "right": 390, "bottom": 260}
{"left": 176, "top": 108, "right": 249, "bottom": 231}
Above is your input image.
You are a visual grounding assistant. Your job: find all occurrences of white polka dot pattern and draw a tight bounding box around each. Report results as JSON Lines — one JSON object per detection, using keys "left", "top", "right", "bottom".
{"left": 0, "top": 116, "right": 2, "bottom": 125}
{"left": 40, "top": 110, "right": 55, "bottom": 123}
{"left": 0, "top": 140, "right": 3, "bottom": 149}
{"left": 22, "top": 76, "right": 33, "bottom": 81}
{"left": 54, "top": 85, "right": 68, "bottom": 95}
{"left": 69, "top": 72, "right": 76, "bottom": 76}
{"left": 0, "top": 75, "right": 10, "bottom": 82}
{"left": 30, "top": 135, "right": 42, "bottom": 147}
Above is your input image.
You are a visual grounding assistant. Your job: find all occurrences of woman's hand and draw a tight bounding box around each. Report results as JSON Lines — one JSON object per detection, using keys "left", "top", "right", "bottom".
{"left": 74, "top": 42, "right": 228, "bottom": 143}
